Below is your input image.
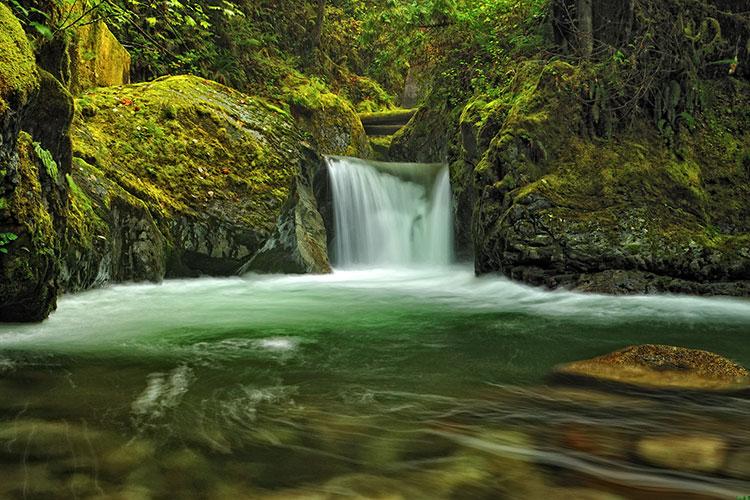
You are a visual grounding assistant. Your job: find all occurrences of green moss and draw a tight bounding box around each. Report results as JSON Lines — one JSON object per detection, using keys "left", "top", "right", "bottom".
{"left": 71, "top": 75, "right": 304, "bottom": 232}
{"left": 283, "top": 74, "right": 370, "bottom": 157}
{"left": 0, "top": 3, "right": 39, "bottom": 114}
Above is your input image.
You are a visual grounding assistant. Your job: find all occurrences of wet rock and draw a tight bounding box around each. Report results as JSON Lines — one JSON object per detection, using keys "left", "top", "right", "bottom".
{"left": 725, "top": 450, "right": 750, "bottom": 480}
{"left": 556, "top": 424, "right": 631, "bottom": 461}
{"left": 545, "top": 488, "right": 626, "bottom": 500}
{"left": 242, "top": 149, "right": 331, "bottom": 274}
{"left": 0, "top": 418, "right": 114, "bottom": 459}
{"left": 101, "top": 439, "right": 157, "bottom": 477}
{"left": 66, "top": 473, "right": 103, "bottom": 497}
{"left": 212, "top": 483, "right": 269, "bottom": 500}
{"left": 636, "top": 434, "right": 727, "bottom": 473}
{"left": 0, "top": 463, "right": 64, "bottom": 498}
{"left": 551, "top": 344, "right": 750, "bottom": 392}
{"left": 322, "top": 473, "right": 421, "bottom": 499}
{"left": 161, "top": 447, "right": 216, "bottom": 491}
{"left": 410, "top": 452, "right": 496, "bottom": 499}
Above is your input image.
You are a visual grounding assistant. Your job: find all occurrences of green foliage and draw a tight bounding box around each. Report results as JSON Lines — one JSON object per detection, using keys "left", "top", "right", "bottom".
{"left": 357, "top": 0, "right": 550, "bottom": 107}
{"left": 33, "top": 142, "right": 58, "bottom": 180}
{"left": 0, "top": 232, "right": 18, "bottom": 254}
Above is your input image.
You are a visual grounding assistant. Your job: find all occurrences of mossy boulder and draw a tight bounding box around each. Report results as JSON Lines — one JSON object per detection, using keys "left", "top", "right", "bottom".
{"left": 0, "top": 2, "right": 38, "bottom": 118}
{"left": 389, "top": 107, "right": 452, "bottom": 163}
{"left": 286, "top": 79, "right": 370, "bottom": 158}
{"left": 459, "top": 61, "right": 750, "bottom": 295}
{"left": 69, "top": 75, "right": 330, "bottom": 285}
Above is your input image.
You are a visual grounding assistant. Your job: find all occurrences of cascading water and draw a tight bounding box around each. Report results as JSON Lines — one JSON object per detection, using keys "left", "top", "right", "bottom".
{"left": 327, "top": 156, "right": 454, "bottom": 268}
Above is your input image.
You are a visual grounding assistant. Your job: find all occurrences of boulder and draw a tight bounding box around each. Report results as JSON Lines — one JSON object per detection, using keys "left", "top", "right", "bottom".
{"left": 287, "top": 80, "right": 371, "bottom": 158}
{"left": 242, "top": 148, "right": 331, "bottom": 274}
{"left": 68, "top": 75, "right": 332, "bottom": 287}
{"left": 551, "top": 344, "right": 750, "bottom": 392}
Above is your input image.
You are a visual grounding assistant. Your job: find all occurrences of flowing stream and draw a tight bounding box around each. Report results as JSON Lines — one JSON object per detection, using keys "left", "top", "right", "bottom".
{"left": 0, "top": 158, "right": 748, "bottom": 498}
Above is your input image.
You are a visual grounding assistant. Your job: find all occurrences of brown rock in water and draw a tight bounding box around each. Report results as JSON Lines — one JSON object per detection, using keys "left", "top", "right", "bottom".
{"left": 551, "top": 344, "right": 750, "bottom": 392}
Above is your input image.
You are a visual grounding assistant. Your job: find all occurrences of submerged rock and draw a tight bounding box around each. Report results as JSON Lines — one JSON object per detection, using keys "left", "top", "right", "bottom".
{"left": 636, "top": 434, "right": 727, "bottom": 473}
{"left": 551, "top": 344, "right": 750, "bottom": 392}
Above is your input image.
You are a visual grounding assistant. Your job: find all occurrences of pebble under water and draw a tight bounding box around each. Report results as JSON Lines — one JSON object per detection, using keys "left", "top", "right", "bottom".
{"left": 0, "top": 267, "right": 749, "bottom": 499}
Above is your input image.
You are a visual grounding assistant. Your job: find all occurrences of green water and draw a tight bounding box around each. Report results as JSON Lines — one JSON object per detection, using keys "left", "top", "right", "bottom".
{"left": 0, "top": 266, "right": 749, "bottom": 498}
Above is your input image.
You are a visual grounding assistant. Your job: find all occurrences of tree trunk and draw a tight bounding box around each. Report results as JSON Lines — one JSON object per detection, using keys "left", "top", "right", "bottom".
{"left": 311, "top": 0, "right": 326, "bottom": 52}
{"left": 577, "top": 0, "right": 593, "bottom": 58}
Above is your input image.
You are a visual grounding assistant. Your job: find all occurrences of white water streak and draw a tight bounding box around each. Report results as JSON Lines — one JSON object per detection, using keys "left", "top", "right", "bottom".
{"left": 328, "top": 156, "right": 453, "bottom": 268}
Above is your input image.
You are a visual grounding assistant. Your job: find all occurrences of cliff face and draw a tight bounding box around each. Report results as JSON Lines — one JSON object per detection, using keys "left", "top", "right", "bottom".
{"left": 0, "top": 3, "right": 65, "bottom": 321}
{"left": 461, "top": 62, "right": 750, "bottom": 295}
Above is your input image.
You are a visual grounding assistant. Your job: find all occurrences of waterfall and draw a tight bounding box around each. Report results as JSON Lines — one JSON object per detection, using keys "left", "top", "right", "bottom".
{"left": 327, "top": 156, "right": 454, "bottom": 268}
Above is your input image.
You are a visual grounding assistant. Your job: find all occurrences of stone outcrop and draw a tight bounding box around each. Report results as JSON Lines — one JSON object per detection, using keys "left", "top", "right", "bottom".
{"left": 67, "top": 75, "right": 333, "bottom": 288}
{"left": 445, "top": 60, "right": 750, "bottom": 294}
{"left": 551, "top": 344, "right": 750, "bottom": 392}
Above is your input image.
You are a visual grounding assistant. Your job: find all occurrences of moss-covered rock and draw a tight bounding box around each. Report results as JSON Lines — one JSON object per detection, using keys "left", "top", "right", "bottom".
{"left": 69, "top": 75, "right": 331, "bottom": 285}
{"left": 21, "top": 69, "right": 74, "bottom": 171}
{"left": 69, "top": 20, "right": 131, "bottom": 94}
{"left": 242, "top": 148, "right": 331, "bottom": 274}
{"left": 459, "top": 60, "right": 750, "bottom": 295}
{"left": 285, "top": 78, "right": 370, "bottom": 158}
{"left": 389, "top": 107, "right": 452, "bottom": 163}
{"left": 0, "top": 5, "right": 65, "bottom": 321}
{"left": 0, "top": 133, "right": 60, "bottom": 321}
{"left": 0, "top": 2, "right": 38, "bottom": 118}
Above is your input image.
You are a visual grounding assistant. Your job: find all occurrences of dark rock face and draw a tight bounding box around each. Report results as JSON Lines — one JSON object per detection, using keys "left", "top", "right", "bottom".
{"left": 0, "top": 5, "right": 72, "bottom": 321}
{"left": 242, "top": 149, "right": 332, "bottom": 275}
{"left": 0, "top": 134, "right": 62, "bottom": 321}
{"left": 551, "top": 344, "right": 750, "bottom": 393}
